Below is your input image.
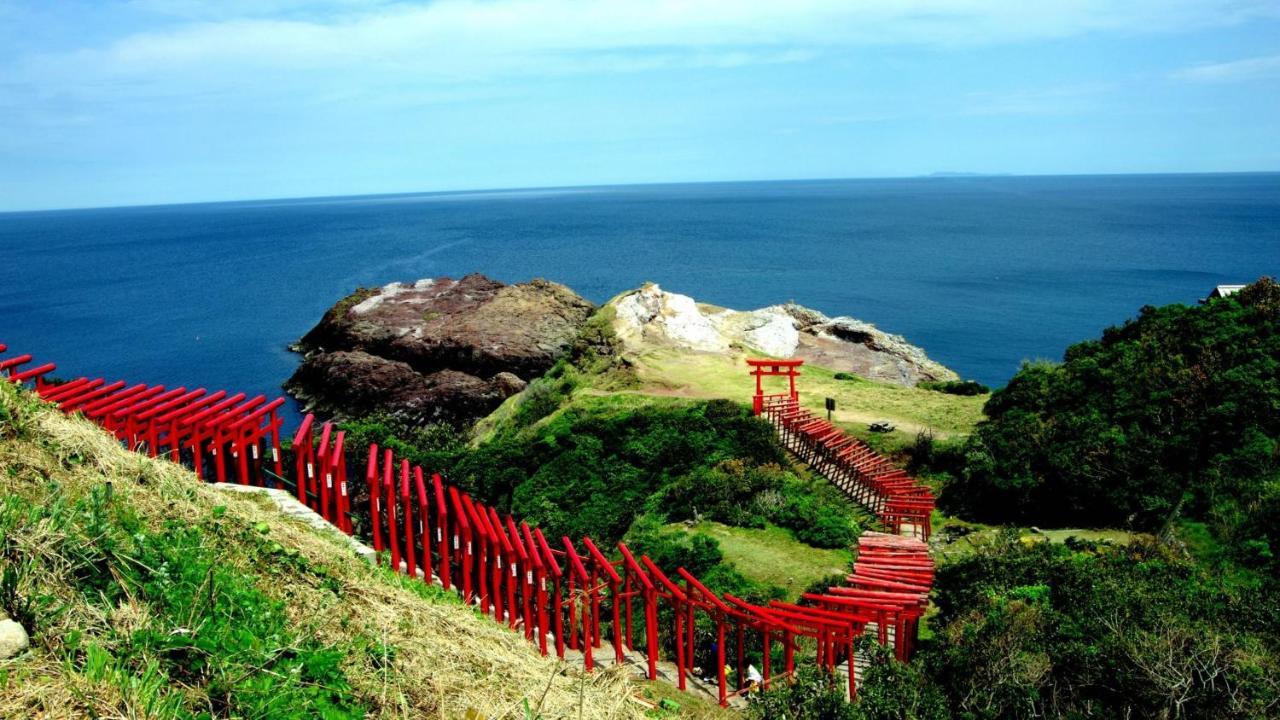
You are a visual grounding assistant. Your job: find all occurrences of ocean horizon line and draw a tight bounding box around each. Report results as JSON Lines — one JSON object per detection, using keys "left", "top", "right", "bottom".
{"left": 4, "top": 169, "right": 1279, "bottom": 216}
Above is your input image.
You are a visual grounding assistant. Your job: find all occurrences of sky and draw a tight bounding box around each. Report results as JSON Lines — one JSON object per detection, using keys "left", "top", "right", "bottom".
{"left": 1, "top": 0, "right": 1278, "bottom": 211}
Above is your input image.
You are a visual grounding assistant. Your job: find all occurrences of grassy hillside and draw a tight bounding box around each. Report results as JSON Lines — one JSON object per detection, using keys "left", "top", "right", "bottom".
{"left": 664, "top": 521, "right": 853, "bottom": 599}
{"left": 631, "top": 348, "right": 986, "bottom": 444}
{"left": 0, "top": 381, "right": 655, "bottom": 719}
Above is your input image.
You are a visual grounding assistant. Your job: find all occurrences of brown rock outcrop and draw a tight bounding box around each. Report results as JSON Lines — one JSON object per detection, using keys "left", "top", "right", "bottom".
{"left": 286, "top": 274, "right": 593, "bottom": 425}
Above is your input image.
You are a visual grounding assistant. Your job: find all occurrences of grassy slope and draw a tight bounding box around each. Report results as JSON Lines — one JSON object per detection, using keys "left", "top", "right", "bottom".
{"left": 0, "top": 381, "right": 657, "bottom": 720}
{"left": 627, "top": 347, "right": 986, "bottom": 448}
{"left": 476, "top": 352, "right": 985, "bottom": 455}
{"left": 665, "top": 521, "right": 853, "bottom": 599}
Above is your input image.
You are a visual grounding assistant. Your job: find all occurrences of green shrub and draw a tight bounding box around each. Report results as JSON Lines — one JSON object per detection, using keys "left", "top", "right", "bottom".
{"left": 800, "top": 572, "right": 848, "bottom": 598}
{"left": 905, "top": 430, "right": 966, "bottom": 479}
{"left": 655, "top": 460, "right": 789, "bottom": 528}
{"left": 852, "top": 639, "right": 949, "bottom": 720}
{"left": 510, "top": 363, "right": 579, "bottom": 429}
{"left": 794, "top": 506, "right": 859, "bottom": 549}
{"left": 622, "top": 514, "right": 725, "bottom": 577}
{"left": 833, "top": 372, "right": 856, "bottom": 381}
{"left": 766, "top": 476, "right": 860, "bottom": 549}
{"left": 339, "top": 413, "right": 465, "bottom": 471}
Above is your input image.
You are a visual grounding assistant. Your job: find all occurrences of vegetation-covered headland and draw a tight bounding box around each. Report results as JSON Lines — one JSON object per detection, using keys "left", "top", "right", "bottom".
{"left": 328, "top": 277, "right": 1279, "bottom": 718}
{"left": 330, "top": 280, "right": 976, "bottom": 608}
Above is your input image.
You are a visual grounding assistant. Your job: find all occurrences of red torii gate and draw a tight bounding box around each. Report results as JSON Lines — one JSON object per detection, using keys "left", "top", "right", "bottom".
{"left": 747, "top": 358, "right": 803, "bottom": 415}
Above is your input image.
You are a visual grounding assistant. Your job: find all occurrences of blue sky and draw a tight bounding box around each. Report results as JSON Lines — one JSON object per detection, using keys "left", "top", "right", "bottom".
{"left": 2, "top": 0, "right": 1278, "bottom": 211}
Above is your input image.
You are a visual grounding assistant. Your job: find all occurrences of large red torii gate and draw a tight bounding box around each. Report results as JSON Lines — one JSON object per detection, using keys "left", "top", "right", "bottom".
{"left": 747, "top": 357, "right": 803, "bottom": 415}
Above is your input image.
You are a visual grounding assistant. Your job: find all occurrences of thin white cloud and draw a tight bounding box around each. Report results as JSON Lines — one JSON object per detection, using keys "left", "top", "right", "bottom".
{"left": 18, "top": 0, "right": 1280, "bottom": 82}
{"left": 3, "top": 0, "right": 1279, "bottom": 118}
{"left": 1174, "top": 53, "right": 1280, "bottom": 82}
{"left": 124, "top": 0, "right": 398, "bottom": 21}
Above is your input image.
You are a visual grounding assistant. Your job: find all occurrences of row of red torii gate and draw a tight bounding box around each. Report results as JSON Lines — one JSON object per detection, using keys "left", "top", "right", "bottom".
{"left": 1, "top": 342, "right": 933, "bottom": 706}
{"left": 746, "top": 359, "right": 935, "bottom": 540}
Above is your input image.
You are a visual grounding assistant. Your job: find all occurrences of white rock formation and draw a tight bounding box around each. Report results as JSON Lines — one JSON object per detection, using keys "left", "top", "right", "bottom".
{"left": 612, "top": 283, "right": 728, "bottom": 353}
{"left": 609, "top": 284, "right": 957, "bottom": 386}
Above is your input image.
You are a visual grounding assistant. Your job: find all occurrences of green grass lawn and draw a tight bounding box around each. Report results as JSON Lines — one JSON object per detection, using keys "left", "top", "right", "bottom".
{"left": 631, "top": 347, "right": 987, "bottom": 448}
{"left": 666, "top": 520, "right": 853, "bottom": 600}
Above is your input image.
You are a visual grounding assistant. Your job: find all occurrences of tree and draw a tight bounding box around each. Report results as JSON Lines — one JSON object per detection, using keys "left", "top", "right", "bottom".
{"left": 944, "top": 278, "right": 1280, "bottom": 569}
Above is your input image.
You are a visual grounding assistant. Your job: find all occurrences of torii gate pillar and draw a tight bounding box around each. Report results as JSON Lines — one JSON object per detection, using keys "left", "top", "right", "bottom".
{"left": 746, "top": 358, "right": 804, "bottom": 415}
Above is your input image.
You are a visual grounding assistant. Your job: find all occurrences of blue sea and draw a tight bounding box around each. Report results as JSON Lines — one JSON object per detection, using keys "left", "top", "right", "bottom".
{"left": 2, "top": 174, "right": 1276, "bottom": 423}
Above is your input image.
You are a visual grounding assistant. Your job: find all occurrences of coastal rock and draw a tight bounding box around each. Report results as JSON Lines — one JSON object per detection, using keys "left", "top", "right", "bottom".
{"left": 609, "top": 284, "right": 956, "bottom": 386}
{"left": 287, "top": 274, "right": 594, "bottom": 424}
{"left": 613, "top": 284, "right": 726, "bottom": 352}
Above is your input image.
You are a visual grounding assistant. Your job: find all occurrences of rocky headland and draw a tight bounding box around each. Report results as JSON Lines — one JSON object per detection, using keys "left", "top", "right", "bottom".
{"left": 286, "top": 274, "right": 595, "bottom": 425}
{"left": 287, "top": 275, "right": 955, "bottom": 426}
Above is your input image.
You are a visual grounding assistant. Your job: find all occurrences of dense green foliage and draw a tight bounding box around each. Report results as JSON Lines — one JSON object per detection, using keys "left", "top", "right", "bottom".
{"left": 945, "top": 278, "right": 1279, "bottom": 569}
{"left": 655, "top": 459, "right": 861, "bottom": 549}
{"left": 455, "top": 397, "right": 786, "bottom": 543}
{"left": 338, "top": 414, "right": 467, "bottom": 473}
{"left": 745, "top": 666, "right": 860, "bottom": 720}
{"left": 850, "top": 642, "right": 949, "bottom": 720}
{"left": 925, "top": 534, "right": 1278, "bottom": 719}
{"left": 0, "top": 486, "right": 365, "bottom": 719}
{"left": 345, "top": 394, "right": 860, "bottom": 553}
{"left": 750, "top": 534, "right": 1279, "bottom": 720}
{"left": 918, "top": 380, "right": 990, "bottom": 396}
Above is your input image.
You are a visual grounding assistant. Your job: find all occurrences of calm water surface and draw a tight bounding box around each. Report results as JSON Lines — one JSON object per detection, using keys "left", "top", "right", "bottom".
{"left": 2, "top": 174, "right": 1276, "bottom": 423}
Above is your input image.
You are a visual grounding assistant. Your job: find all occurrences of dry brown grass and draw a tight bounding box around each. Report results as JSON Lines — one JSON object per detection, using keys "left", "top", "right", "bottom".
{"left": 0, "top": 381, "right": 652, "bottom": 719}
